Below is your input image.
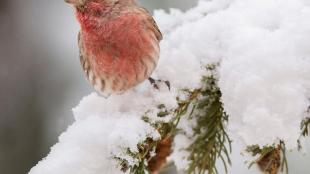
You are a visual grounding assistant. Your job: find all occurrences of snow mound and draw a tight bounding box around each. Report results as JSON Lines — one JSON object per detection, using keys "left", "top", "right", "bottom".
{"left": 155, "top": 0, "right": 310, "bottom": 148}
{"left": 29, "top": 90, "right": 176, "bottom": 174}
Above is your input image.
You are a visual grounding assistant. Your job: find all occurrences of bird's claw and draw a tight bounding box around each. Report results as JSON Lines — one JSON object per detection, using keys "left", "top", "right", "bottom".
{"left": 148, "top": 77, "right": 171, "bottom": 90}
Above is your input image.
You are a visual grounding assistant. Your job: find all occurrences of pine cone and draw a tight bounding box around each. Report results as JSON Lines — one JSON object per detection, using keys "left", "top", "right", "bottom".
{"left": 148, "top": 137, "right": 173, "bottom": 174}
{"left": 257, "top": 146, "right": 281, "bottom": 174}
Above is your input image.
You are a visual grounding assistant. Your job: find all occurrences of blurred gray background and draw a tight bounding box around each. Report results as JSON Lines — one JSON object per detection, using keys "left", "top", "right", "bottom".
{"left": 1, "top": 0, "right": 310, "bottom": 174}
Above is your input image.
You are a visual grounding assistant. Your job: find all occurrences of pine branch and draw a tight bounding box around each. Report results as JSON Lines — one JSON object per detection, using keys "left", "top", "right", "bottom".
{"left": 115, "top": 64, "right": 232, "bottom": 174}
{"left": 115, "top": 105, "right": 175, "bottom": 174}
{"left": 185, "top": 64, "right": 232, "bottom": 174}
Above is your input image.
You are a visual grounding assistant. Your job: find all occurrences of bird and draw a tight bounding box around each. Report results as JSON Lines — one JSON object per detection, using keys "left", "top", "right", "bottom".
{"left": 65, "top": 0, "right": 165, "bottom": 97}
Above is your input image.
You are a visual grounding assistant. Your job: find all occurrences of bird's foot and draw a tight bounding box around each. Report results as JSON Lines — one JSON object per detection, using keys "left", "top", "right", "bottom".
{"left": 148, "top": 77, "right": 170, "bottom": 90}
{"left": 99, "top": 92, "right": 111, "bottom": 99}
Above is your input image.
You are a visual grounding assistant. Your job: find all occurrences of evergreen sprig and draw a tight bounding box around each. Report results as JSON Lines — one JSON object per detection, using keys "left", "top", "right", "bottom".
{"left": 185, "top": 64, "right": 232, "bottom": 174}
{"left": 298, "top": 117, "right": 310, "bottom": 150}
{"left": 116, "top": 105, "right": 175, "bottom": 174}
{"left": 114, "top": 138, "right": 157, "bottom": 174}
{"left": 115, "top": 64, "right": 232, "bottom": 174}
{"left": 301, "top": 117, "right": 310, "bottom": 137}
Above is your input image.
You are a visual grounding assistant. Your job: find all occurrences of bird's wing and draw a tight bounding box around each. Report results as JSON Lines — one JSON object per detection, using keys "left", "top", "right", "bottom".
{"left": 78, "top": 31, "right": 92, "bottom": 81}
{"left": 78, "top": 32, "right": 86, "bottom": 72}
{"left": 137, "top": 7, "right": 163, "bottom": 41}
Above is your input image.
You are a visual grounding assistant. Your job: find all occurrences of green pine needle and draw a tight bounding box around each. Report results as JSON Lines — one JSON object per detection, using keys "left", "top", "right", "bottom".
{"left": 176, "top": 64, "right": 232, "bottom": 174}
{"left": 301, "top": 117, "right": 310, "bottom": 137}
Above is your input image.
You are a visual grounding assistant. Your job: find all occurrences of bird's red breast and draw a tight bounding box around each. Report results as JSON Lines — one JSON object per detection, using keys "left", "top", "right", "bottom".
{"left": 76, "top": 1, "right": 162, "bottom": 95}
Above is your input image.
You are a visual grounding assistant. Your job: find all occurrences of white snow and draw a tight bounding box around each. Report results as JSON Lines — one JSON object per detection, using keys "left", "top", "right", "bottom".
{"left": 30, "top": 0, "right": 310, "bottom": 173}
{"left": 155, "top": 0, "right": 310, "bottom": 170}
{"left": 155, "top": 0, "right": 310, "bottom": 147}
{"left": 29, "top": 89, "right": 176, "bottom": 174}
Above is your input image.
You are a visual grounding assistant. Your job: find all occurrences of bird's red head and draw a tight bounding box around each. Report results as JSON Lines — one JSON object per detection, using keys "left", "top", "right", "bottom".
{"left": 65, "top": 0, "right": 112, "bottom": 10}
{"left": 65, "top": 0, "right": 136, "bottom": 35}
{"left": 65, "top": 0, "right": 112, "bottom": 33}
{"left": 64, "top": 0, "right": 135, "bottom": 9}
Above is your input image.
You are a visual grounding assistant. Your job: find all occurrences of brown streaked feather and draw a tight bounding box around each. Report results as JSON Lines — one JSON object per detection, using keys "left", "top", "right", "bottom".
{"left": 78, "top": 32, "right": 91, "bottom": 79}
{"left": 78, "top": 32, "right": 87, "bottom": 71}
{"left": 137, "top": 7, "right": 163, "bottom": 41}
{"left": 79, "top": 31, "right": 108, "bottom": 93}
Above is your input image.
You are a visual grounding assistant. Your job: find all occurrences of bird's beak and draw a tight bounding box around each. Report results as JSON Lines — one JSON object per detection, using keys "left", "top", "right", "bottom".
{"left": 65, "top": 0, "right": 84, "bottom": 6}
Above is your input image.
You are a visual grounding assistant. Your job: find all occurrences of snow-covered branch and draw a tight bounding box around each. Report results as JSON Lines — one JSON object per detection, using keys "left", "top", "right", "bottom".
{"left": 30, "top": 0, "right": 310, "bottom": 173}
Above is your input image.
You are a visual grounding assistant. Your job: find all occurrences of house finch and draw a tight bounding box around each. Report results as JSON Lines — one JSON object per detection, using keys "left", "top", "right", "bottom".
{"left": 65, "top": 0, "right": 163, "bottom": 96}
